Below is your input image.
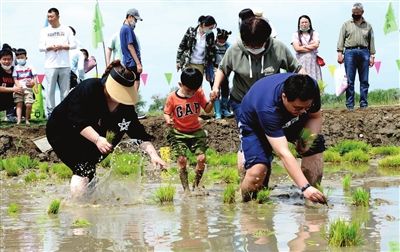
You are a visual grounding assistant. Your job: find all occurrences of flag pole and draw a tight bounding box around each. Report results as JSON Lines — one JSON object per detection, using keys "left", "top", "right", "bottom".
{"left": 96, "top": 0, "right": 107, "bottom": 68}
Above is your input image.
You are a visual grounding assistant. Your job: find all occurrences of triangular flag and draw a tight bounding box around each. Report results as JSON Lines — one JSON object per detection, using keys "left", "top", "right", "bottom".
{"left": 141, "top": 73, "right": 148, "bottom": 86}
{"left": 165, "top": 73, "right": 172, "bottom": 85}
{"left": 383, "top": 2, "right": 399, "bottom": 35}
{"left": 396, "top": 60, "right": 400, "bottom": 70}
{"left": 328, "top": 65, "right": 336, "bottom": 77}
{"left": 37, "top": 74, "right": 45, "bottom": 84}
{"left": 93, "top": 73, "right": 101, "bottom": 78}
{"left": 374, "top": 61, "right": 381, "bottom": 74}
{"left": 91, "top": 3, "right": 105, "bottom": 49}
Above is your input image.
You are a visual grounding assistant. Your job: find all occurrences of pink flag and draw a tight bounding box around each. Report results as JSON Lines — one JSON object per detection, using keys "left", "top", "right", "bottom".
{"left": 141, "top": 73, "right": 148, "bottom": 86}
{"left": 374, "top": 61, "right": 381, "bottom": 74}
{"left": 37, "top": 74, "right": 45, "bottom": 84}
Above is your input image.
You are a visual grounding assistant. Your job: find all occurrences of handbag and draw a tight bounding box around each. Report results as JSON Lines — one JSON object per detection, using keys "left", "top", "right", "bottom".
{"left": 316, "top": 55, "right": 325, "bottom": 67}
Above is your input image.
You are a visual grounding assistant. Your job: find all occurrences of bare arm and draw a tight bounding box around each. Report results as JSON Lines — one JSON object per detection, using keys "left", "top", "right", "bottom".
{"left": 80, "top": 126, "right": 112, "bottom": 155}
{"left": 267, "top": 135, "right": 326, "bottom": 203}
{"left": 105, "top": 47, "right": 112, "bottom": 66}
{"left": 139, "top": 141, "right": 167, "bottom": 170}
{"left": 210, "top": 69, "right": 226, "bottom": 100}
{"left": 127, "top": 44, "right": 142, "bottom": 73}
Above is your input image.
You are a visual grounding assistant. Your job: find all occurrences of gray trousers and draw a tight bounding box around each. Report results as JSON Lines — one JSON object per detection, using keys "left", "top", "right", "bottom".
{"left": 45, "top": 67, "right": 70, "bottom": 114}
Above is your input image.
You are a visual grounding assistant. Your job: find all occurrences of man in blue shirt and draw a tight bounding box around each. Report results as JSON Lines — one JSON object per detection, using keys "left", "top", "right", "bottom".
{"left": 239, "top": 73, "right": 327, "bottom": 204}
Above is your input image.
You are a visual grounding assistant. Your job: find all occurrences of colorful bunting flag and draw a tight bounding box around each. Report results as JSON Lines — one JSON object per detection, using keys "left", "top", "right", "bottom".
{"left": 141, "top": 73, "right": 148, "bottom": 86}
{"left": 37, "top": 74, "right": 45, "bottom": 84}
{"left": 374, "top": 61, "right": 381, "bottom": 74}
{"left": 396, "top": 60, "right": 400, "bottom": 70}
{"left": 328, "top": 65, "right": 336, "bottom": 77}
{"left": 93, "top": 73, "right": 102, "bottom": 78}
{"left": 383, "top": 2, "right": 399, "bottom": 35}
{"left": 91, "top": 3, "right": 104, "bottom": 49}
{"left": 165, "top": 73, "right": 172, "bottom": 85}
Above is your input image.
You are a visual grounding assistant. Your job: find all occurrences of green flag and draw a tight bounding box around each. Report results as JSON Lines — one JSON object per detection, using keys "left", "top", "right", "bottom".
{"left": 383, "top": 2, "right": 399, "bottom": 35}
{"left": 396, "top": 59, "right": 400, "bottom": 70}
{"left": 91, "top": 3, "right": 104, "bottom": 49}
{"left": 165, "top": 73, "right": 172, "bottom": 85}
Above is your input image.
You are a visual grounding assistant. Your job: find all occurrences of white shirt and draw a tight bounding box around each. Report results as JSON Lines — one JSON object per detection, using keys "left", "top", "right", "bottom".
{"left": 190, "top": 28, "right": 206, "bottom": 64}
{"left": 38, "top": 24, "right": 76, "bottom": 68}
{"left": 12, "top": 63, "right": 37, "bottom": 90}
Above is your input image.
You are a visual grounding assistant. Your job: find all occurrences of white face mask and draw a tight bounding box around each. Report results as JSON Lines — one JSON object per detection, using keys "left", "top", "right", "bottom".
{"left": 1, "top": 63, "right": 12, "bottom": 70}
{"left": 216, "top": 42, "right": 226, "bottom": 46}
{"left": 246, "top": 47, "right": 265, "bottom": 55}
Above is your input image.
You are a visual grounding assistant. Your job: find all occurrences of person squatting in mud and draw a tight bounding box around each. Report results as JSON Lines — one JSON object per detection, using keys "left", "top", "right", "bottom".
{"left": 46, "top": 60, "right": 166, "bottom": 200}
{"left": 238, "top": 73, "right": 327, "bottom": 204}
{"left": 163, "top": 68, "right": 216, "bottom": 196}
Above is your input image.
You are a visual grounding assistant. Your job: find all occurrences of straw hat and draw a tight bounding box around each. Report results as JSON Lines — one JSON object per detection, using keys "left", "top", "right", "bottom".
{"left": 105, "top": 67, "right": 138, "bottom": 105}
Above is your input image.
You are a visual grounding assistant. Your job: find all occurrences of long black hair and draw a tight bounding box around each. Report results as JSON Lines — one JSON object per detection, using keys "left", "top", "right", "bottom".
{"left": 198, "top": 15, "right": 217, "bottom": 28}
{"left": 297, "top": 15, "right": 314, "bottom": 45}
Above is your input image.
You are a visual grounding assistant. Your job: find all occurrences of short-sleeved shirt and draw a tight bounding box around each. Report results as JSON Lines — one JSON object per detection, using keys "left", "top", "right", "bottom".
{"left": 0, "top": 66, "right": 15, "bottom": 111}
{"left": 120, "top": 24, "right": 141, "bottom": 67}
{"left": 12, "top": 64, "right": 37, "bottom": 89}
{"left": 164, "top": 88, "right": 209, "bottom": 133}
{"left": 107, "top": 32, "right": 123, "bottom": 62}
{"left": 239, "top": 73, "right": 321, "bottom": 155}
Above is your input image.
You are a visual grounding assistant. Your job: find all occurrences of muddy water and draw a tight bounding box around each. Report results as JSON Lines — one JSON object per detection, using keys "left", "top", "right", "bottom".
{"left": 1, "top": 155, "right": 399, "bottom": 251}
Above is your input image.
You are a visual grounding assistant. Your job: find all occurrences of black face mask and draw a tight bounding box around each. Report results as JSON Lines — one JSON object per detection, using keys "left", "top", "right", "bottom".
{"left": 352, "top": 14, "right": 362, "bottom": 20}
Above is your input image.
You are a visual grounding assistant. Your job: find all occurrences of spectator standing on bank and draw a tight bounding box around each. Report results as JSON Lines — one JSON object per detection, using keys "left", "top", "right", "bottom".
{"left": 291, "top": 15, "right": 322, "bottom": 81}
{"left": 337, "top": 2, "right": 375, "bottom": 110}
{"left": 39, "top": 7, "right": 76, "bottom": 118}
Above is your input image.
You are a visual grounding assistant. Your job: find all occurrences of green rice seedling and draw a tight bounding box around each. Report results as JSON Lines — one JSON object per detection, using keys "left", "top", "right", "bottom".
{"left": 378, "top": 155, "right": 400, "bottom": 168}
{"left": 223, "top": 184, "right": 236, "bottom": 204}
{"left": 7, "top": 203, "right": 19, "bottom": 214}
{"left": 323, "top": 150, "right": 342, "bottom": 163}
{"left": 219, "top": 153, "right": 237, "bottom": 166}
{"left": 371, "top": 146, "right": 400, "bottom": 156}
{"left": 343, "top": 149, "right": 370, "bottom": 163}
{"left": 51, "top": 163, "right": 73, "bottom": 179}
{"left": 271, "top": 163, "right": 286, "bottom": 175}
{"left": 113, "top": 153, "right": 143, "bottom": 176}
{"left": 99, "top": 154, "right": 111, "bottom": 168}
{"left": 220, "top": 167, "right": 238, "bottom": 184}
{"left": 24, "top": 171, "right": 38, "bottom": 183}
{"left": 72, "top": 218, "right": 93, "bottom": 227}
{"left": 4, "top": 158, "right": 20, "bottom": 176}
{"left": 352, "top": 188, "right": 370, "bottom": 207}
{"left": 47, "top": 199, "right": 61, "bottom": 214}
{"left": 330, "top": 139, "right": 371, "bottom": 155}
{"left": 38, "top": 173, "right": 47, "bottom": 180}
{"left": 255, "top": 189, "right": 272, "bottom": 204}
{"left": 153, "top": 184, "right": 176, "bottom": 203}
{"left": 38, "top": 162, "right": 49, "bottom": 173}
{"left": 105, "top": 130, "right": 115, "bottom": 144}
{"left": 253, "top": 228, "right": 274, "bottom": 236}
{"left": 0, "top": 158, "right": 4, "bottom": 171}
{"left": 287, "top": 142, "right": 301, "bottom": 158}
{"left": 325, "top": 218, "right": 364, "bottom": 247}
{"left": 16, "top": 155, "right": 39, "bottom": 169}
{"left": 296, "top": 128, "right": 317, "bottom": 151}
{"left": 207, "top": 168, "right": 222, "bottom": 182}
{"left": 342, "top": 174, "right": 351, "bottom": 191}
{"left": 188, "top": 171, "right": 195, "bottom": 185}
{"left": 318, "top": 80, "right": 328, "bottom": 95}
{"left": 316, "top": 183, "right": 333, "bottom": 198}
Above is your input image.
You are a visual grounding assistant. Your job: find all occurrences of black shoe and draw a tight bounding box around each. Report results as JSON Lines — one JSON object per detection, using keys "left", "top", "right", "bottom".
{"left": 137, "top": 114, "right": 146, "bottom": 120}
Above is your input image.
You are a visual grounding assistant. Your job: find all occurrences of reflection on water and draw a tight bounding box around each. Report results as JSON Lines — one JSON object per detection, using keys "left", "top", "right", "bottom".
{"left": 1, "top": 163, "right": 399, "bottom": 251}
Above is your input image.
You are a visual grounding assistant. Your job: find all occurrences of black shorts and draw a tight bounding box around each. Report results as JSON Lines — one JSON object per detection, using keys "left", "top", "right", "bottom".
{"left": 127, "top": 66, "right": 141, "bottom": 81}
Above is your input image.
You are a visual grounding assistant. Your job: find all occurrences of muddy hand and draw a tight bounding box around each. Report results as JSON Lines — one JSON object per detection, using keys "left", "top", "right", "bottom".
{"left": 303, "top": 186, "right": 327, "bottom": 204}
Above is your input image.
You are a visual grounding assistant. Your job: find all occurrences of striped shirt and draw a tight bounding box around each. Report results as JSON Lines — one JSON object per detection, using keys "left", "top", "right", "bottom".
{"left": 337, "top": 18, "right": 376, "bottom": 54}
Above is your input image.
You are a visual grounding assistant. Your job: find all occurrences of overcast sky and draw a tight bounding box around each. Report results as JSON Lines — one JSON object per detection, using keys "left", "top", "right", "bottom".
{"left": 1, "top": 0, "right": 399, "bottom": 110}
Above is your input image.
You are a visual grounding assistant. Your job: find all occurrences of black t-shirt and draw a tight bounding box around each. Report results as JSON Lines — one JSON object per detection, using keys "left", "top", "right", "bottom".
{"left": 0, "top": 66, "right": 15, "bottom": 111}
{"left": 46, "top": 78, "right": 154, "bottom": 157}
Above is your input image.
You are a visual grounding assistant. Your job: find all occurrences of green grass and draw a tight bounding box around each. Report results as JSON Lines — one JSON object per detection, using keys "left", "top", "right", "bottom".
{"left": 318, "top": 80, "right": 329, "bottom": 95}
{"left": 378, "top": 155, "right": 400, "bottom": 167}
{"left": 7, "top": 203, "right": 19, "bottom": 214}
{"left": 47, "top": 199, "right": 61, "bottom": 214}
{"left": 352, "top": 188, "right": 370, "bottom": 207}
{"left": 329, "top": 140, "right": 372, "bottom": 155}
{"left": 342, "top": 174, "right": 351, "bottom": 191}
{"left": 153, "top": 184, "right": 176, "bottom": 203}
{"left": 325, "top": 218, "right": 364, "bottom": 247}
{"left": 218, "top": 153, "right": 237, "bottom": 166}
{"left": 51, "top": 163, "right": 73, "bottom": 179}
{"left": 24, "top": 171, "right": 38, "bottom": 182}
{"left": 371, "top": 146, "right": 400, "bottom": 156}
{"left": 4, "top": 158, "right": 20, "bottom": 176}
{"left": 223, "top": 184, "right": 236, "bottom": 204}
{"left": 72, "top": 218, "right": 93, "bottom": 227}
{"left": 323, "top": 150, "right": 342, "bottom": 163}
{"left": 112, "top": 153, "right": 143, "bottom": 176}
{"left": 342, "top": 149, "right": 370, "bottom": 163}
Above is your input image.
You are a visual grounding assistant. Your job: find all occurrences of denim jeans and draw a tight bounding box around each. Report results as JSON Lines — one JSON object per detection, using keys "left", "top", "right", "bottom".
{"left": 229, "top": 97, "right": 242, "bottom": 126}
{"left": 344, "top": 48, "right": 370, "bottom": 109}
